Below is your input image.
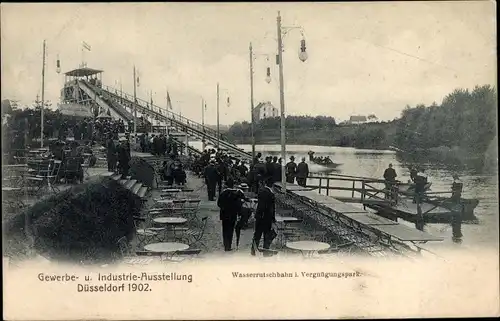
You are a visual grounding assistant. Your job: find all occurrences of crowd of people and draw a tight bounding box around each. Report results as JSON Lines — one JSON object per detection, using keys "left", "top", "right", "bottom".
{"left": 93, "top": 118, "right": 126, "bottom": 143}
{"left": 186, "top": 149, "right": 311, "bottom": 254}
{"left": 160, "top": 156, "right": 187, "bottom": 186}
{"left": 190, "top": 151, "right": 311, "bottom": 197}
{"left": 138, "top": 133, "right": 180, "bottom": 156}
{"left": 106, "top": 134, "right": 131, "bottom": 176}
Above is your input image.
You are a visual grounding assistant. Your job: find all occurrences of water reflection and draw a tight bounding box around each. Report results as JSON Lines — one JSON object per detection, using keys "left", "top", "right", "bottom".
{"left": 235, "top": 144, "right": 498, "bottom": 248}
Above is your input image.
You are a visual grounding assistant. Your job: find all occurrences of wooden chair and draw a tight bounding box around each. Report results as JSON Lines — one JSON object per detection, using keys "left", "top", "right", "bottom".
{"left": 117, "top": 236, "right": 131, "bottom": 257}
{"left": 26, "top": 159, "right": 62, "bottom": 194}
{"left": 133, "top": 217, "right": 160, "bottom": 247}
{"left": 60, "top": 156, "right": 84, "bottom": 183}
{"left": 183, "top": 199, "right": 201, "bottom": 223}
{"left": 180, "top": 217, "right": 209, "bottom": 250}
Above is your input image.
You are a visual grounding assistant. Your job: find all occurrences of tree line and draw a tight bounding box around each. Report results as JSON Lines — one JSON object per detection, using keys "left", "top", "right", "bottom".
{"left": 395, "top": 85, "right": 497, "bottom": 155}
{"left": 226, "top": 84, "right": 497, "bottom": 154}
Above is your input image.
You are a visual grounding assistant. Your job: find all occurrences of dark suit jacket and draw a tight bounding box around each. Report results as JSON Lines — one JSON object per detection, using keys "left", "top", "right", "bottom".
{"left": 217, "top": 188, "right": 246, "bottom": 220}
{"left": 204, "top": 165, "right": 220, "bottom": 184}
{"left": 255, "top": 186, "right": 276, "bottom": 222}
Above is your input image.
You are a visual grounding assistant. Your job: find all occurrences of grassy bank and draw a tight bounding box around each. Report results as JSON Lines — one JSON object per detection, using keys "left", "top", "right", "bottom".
{"left": 3, "top": 177, "right": 141, "bottom": 264}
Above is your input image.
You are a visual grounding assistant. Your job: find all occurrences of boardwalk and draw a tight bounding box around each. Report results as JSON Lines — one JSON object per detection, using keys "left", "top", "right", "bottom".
{"left": 134, "top": 171, "right": 326, "bottom": 257}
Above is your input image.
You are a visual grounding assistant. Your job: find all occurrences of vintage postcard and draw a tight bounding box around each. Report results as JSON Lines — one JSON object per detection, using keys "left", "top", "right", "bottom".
{"left": 2, "top": 2, "right": 498, "bottom": 320}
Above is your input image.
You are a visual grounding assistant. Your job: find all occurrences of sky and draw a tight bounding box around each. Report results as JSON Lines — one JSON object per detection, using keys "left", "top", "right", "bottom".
{"left": 1, "top": 2, "right": 496, "bottom": 125}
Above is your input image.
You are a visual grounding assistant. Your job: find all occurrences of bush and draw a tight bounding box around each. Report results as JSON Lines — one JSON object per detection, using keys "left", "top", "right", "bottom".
{"left": 3, "top": 177, "right": 142, "bottom": 264}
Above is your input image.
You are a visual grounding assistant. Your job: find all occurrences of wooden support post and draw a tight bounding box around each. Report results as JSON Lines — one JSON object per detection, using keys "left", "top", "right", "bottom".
{"left": 415, "top": 198, "right": 424, "bottom": 231}
{"left": 326, "top": 178, "right": 330, "bottom": 196}
{"left": 361, "top": 181, "right": 366, "bottom": 210}
{"left": 319, "top": 178, "right": 322, "bottom": 194}
{"left": 451, "top": 198, "right": 463, "bottom": 243}
{"left": 352, "top": 180, "right": 355, "bottom": 198}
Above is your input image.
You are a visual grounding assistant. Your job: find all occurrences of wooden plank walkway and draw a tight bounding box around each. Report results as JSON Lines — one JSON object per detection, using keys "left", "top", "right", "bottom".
{"left": 274, "top": 182, "right": 314, "bottom": 192}
{"left": 285, "top": 187, "right": 444, "bottom": 245}
{"left": 342, "top": 213, "right": 398, "bottom": 226}
{"left": 333, "top": 196, "right": 390, "bottom": 206}
{"left": 291, "top": 190, "right": 345, "bottom": 204}
{"left": 390, "top": 198, "right": 450, "bottom": 215}
{"left": 373, "top": 224, "right": 444, "bottom": 242}
{"left": 321, "top": 202, "right": 368, "bottom": 214}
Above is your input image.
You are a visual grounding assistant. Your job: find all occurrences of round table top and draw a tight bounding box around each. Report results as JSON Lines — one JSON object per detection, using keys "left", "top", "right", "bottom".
{"left": 286, "top": 241, "right": 330, "bottom": 252}
{"left": 153, "top": 217, "right": 187, "bottom": 224}
{"left": 2, "top": 187, "right": 22, "bottom": 191}
{"left": 162, "top": 188, "right": 182, "bottom": 192}
{"left": 144, "top": 242, "right": 189, "bottom": 253}
{"left": 275, "top": 216, "right": 299, "bottom": 222}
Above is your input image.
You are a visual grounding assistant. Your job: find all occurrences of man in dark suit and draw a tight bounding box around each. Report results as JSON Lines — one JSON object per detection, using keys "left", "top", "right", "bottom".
{"left": 285, "top": 156, "right": 297, "bottom": 184}
{"left": 265, "top": 156, "right": 274, "bottom": 182}
{"left": 272, "top": 156, "right": 281, "bottom": 183}
{"left": 204, "top": 160, "right": 219, "bottom": 201}
{"left": 217, "top": 178, "right": 247, "bottom": 251}
{"left": 383, "top": 163, "right": 397, "bottom": 200}
{"left": 117, "top": 137, "right": 130, "bottom": 177}
{"left": 296, "top": 157, "right": 309, "bottom": 187}
{"left": 251, "top": 178, "right": 276, "bottom": 256}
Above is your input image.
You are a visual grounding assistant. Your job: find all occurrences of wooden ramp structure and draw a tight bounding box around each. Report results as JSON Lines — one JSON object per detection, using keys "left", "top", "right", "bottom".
{"left": 304, "top": 173, "right": 476, "bottom": 225}
{"left": 275, "top": 183, "right": 444, "bottom": 256}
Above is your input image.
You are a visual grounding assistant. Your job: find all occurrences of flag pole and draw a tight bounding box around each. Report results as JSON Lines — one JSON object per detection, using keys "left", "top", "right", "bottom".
{"left": 165, "top": 89, "right": 170, "bottom": 137}
{"left": 201, "top": 98, "right": 205, "bottom": 151}
{"left": 217, "top": 82, "right": 220, "bottom": 150}
{"left": 133, "top": 65, "right": 137, "bottom": 137}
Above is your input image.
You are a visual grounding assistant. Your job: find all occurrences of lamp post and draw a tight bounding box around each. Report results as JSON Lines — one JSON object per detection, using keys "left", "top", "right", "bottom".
{"left": 216, "top": 82, "right": 220, "bottom": 149}
{"left": 133, "top": 65, "right": 138, "bottom": 137}
{"left": 216, "top": 83, "right": 231, "bottom": 150}
{"left": 201, "top": 97, "right": 206, "bottom": 151}
{"left": 249, "top": 43, "right": 255, "bottom": 161}
{"left": 249, "top": 42, "right": 272, "bottom": 163}
{"left": 276, "top": 11, "right": 308, "bottom": 190}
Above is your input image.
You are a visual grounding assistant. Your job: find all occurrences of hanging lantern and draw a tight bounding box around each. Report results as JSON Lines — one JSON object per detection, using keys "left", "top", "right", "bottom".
{"left": 56, "top": 55, "right": 61, "bottom": 74}
{"left": 265, "top": 67, "right": 271, "bottom": 84}
{"left": 298, "top": 38, "right": 308, "bottom": 62}
{"left": 226, "top": 96, "right": 231, "bottom": 107}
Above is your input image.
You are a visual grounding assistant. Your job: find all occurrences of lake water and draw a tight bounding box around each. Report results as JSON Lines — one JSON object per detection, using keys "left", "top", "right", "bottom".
{"left": 191, "top": 142, "right": 499, "bottom": 251}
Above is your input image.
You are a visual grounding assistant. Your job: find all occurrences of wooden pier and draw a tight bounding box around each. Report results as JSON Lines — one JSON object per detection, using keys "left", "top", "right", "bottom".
{"left": 274, "top": 182, "right": 444, "bottom": 256}
{"left": 302, "top": 174, "right": 477, "bottom": 225}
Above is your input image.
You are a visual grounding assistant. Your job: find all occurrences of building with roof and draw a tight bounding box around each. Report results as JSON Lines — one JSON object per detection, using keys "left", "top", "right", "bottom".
{"left": 348, "top": 115, "right": 368, "bottom": 125}
{"left": 253, "top": 101, "right": 278, "bottom": 121}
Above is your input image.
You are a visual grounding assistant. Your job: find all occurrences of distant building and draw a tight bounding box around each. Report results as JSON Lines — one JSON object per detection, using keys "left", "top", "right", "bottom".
{"left": 253, "top": 101, "right": 278, "bottom": 121}
{"left": 348, "top": 115, "right": 367, "bottom": 125}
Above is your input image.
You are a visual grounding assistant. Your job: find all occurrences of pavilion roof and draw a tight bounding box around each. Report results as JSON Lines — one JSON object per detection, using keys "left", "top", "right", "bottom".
{"left": 64, "top": 67, "right": 103, "bottom": 77}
